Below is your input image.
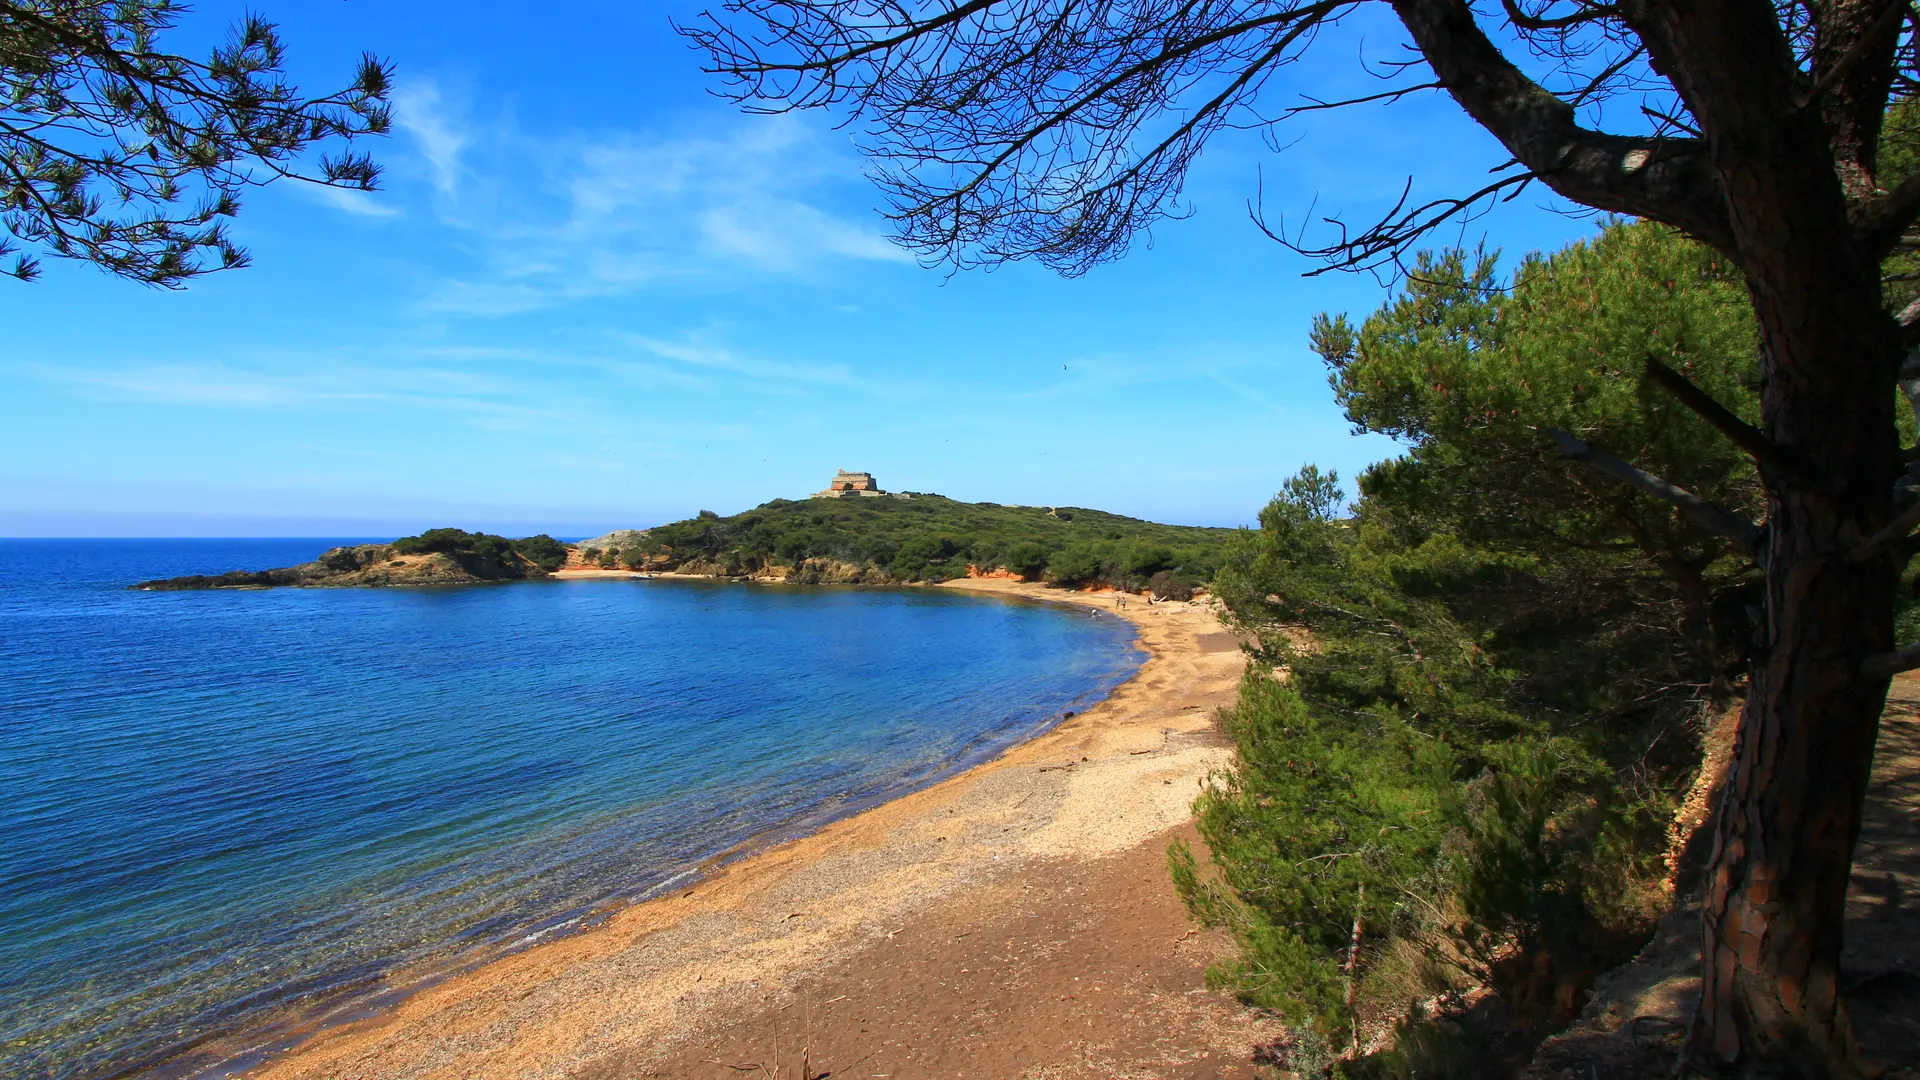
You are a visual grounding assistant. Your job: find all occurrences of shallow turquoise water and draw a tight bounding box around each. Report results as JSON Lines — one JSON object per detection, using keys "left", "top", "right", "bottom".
{"left": 0, "top": 539, "right": 1142, "bottom": 1080}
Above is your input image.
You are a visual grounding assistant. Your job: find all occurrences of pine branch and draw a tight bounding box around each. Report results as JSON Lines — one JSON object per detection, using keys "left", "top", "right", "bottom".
{"left": 1387, "top": 0, "right": 1733, "bottom": 255}
{"left": 1801, "top": 0, "right": 1911, "bottom": 108}
{"left": 1861, "top": 641, "right": 1920, "bottom": 678}
{"left": 1857, "top": 169, "right": 1920, "bottom": 260}
{"left": 1850, "top": 499, "right": 1920, "bottom": 562}
{"left": 1643, "top": 357, "right": 1803, "bottom": 478}
{"left": 1898, "top": 296, "right": 1920, "bottom": 348}
{"left": 1544, "top": 427, "right": 1764, "bottom": 553}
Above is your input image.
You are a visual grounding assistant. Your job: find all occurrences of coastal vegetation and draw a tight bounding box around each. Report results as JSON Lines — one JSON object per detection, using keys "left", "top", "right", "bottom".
{"left": 391, "top": 528, "right": 571, "bottom": 572}
{"left": 617, "top": 495, "right": 1228, "bottom": 589}
{"left": 132, "top": 509, "right": 1224, "bottom": 593}
{"left": 135, "top": 528, "right": 568, "bottom": 589}
{"left": 1171, "top": 222, "right": 1783, "bottom": 1071}
{"left": 689, "top": 4, "right": 1920, "bottom": 1070}
{"left": 33, "top": 0, "right": 1920, "bottom": 1073}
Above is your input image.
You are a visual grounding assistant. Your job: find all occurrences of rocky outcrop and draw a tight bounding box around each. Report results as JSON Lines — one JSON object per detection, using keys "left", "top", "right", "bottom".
{"left": 577, "top": 529, "right": 649, "bottom": 553}
{"left": 641, "top": 554, "right": 900, "bottom": 585}
{"left": 133, "top": 544, "right": 551, "bottom": 590}
{"left": 779, "top": 558, "right": 896, "bottom": 585}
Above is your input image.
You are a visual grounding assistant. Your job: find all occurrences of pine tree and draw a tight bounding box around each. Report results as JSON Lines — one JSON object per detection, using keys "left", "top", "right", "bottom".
{"left": 1, "top": 1, "right": 390, "bottom": 284}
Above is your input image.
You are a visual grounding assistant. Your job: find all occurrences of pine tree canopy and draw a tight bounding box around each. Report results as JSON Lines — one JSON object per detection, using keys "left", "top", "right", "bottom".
{"left": 0, "top": 1, "right": 390, "bottom": 285}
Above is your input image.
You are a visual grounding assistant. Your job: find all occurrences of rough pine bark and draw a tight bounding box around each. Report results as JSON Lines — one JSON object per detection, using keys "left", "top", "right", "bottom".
{"left": 1694, "top": 233, "right": 1898, "bottom": 1075}
{"left": 1664, "top": 6, "right": 1900, "bottom": 1073}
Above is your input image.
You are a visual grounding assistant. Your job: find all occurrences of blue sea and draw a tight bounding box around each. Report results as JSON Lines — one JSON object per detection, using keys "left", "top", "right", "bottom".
{"left": 0, "top": 539, "right": 1143, "bottom": 1080}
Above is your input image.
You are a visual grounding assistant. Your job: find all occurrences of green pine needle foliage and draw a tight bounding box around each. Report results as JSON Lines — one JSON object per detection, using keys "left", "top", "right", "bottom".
{"left": 1179, "top": 220, "right": 1791, "bottom": 1054}
{"left": 1173, "top": 672, "right": 1457, "bottom": 1029}
{"left": 2, "top": 0, "right": 391, "bottom": 284}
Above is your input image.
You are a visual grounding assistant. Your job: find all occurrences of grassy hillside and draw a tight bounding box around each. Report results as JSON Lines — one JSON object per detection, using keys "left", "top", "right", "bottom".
{"left": 596, "top": 496, "right": 1232, "bottom": 590}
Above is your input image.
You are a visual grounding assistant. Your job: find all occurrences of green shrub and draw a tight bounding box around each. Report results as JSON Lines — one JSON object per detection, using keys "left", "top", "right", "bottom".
{"left": 389, "top": 528, "right": 570, "bottom": 572}
{"left": 511, "top": 534, "right": 570, "bottom": 572}
{"left": 624, "top": 495, "right": 1229, "bottom": 584}
{"left": 1005, "top": 540, "right": 1053, "bottom": 580}
{"left": 1045, "top": 544, "right": 1104, "bottom": 587}
{"left": 1124, "top": 543, "right": 1177, "bottom": 580}
{"left": 890, "top": 535, "right": 961, "bottom": 580}
{"left": 391, "top": 527, "right": 481, "bottom": 556}
{"left": 1173, "top": 672, "right": 1457, "bottom": 1038}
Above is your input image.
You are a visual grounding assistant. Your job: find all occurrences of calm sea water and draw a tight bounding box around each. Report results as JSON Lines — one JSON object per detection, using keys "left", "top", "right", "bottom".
{"left": 0, "top": 539, "right": 1142, "bottom": 1080}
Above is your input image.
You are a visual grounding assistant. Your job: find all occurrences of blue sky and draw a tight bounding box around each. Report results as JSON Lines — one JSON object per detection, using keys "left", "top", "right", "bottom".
{"left": 0, "top": 1, "right": 1608, "bottom": 537}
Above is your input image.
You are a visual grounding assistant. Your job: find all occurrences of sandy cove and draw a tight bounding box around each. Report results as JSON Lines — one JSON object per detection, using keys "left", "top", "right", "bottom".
{"left": 240, "top": 579, "right": 1273, "bottom": 1080}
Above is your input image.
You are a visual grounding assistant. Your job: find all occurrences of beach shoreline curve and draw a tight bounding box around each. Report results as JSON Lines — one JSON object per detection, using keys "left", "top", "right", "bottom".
{"left": 194, "top": 578, "right": 1244, "bottom": 1080}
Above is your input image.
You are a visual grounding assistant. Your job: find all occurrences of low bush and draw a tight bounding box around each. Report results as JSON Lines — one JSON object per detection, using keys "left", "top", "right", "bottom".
{"left": 511, "top": 534, "right": 570, "bottom": 571}
{"left": 1045, "top": 544, "right": 1104, "bottom": 587}
{"left": 1125, "top": 544, "right": 1178, "bottom": 579}
{"left": 1005, "top": 540, "right": 1052, "bottom": 580}
{"left": 624, "top": 495, "right": 1229, "bottom": 584}
{"left": 390, "top": 528, "right": 571, "bottom": 571}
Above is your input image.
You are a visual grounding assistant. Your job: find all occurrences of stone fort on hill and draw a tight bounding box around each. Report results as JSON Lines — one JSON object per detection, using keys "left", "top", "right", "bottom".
{"left": 812, "top": 470, "right": 911, "bottom": 500}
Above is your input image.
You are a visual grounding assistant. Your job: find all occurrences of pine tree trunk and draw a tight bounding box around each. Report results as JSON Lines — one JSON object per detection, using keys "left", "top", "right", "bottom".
{"left": 1344, "top": 882, "right": 1364, "bottom": 1055}
{"left": 1376, "top": 0, "right": 1906, "bottom": 1072}
{"left": 1693, "top": 94, "right": 1901, "bottom": 1076}
{"left": 1701, "top": 654, "right": 1886, "bottom": 1077}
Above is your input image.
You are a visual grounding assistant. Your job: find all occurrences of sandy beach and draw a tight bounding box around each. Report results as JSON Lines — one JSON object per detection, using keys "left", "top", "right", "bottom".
{"left": 235, "top": 579, "right": 1267, "bottom": 1080}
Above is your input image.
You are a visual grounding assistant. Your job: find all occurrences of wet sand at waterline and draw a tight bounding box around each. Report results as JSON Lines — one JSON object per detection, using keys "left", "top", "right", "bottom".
{"left": 238, "top": 580, "right": 1265, "bottom": 1079}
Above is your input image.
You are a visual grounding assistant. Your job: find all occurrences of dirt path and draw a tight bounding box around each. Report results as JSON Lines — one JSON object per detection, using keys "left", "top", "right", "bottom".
{"left": 232, "top": 581, "right": 1259, "bottom": 1080}
{"left": 617, "top": 820, "right": 1283, "bottom": 1080}
{"left": 1842, "top": 675, "right": 1920, "bottom": 1074}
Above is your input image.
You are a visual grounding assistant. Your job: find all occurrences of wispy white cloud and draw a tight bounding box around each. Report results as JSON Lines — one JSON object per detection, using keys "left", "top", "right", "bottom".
{"left": 618, "top": 334, "right": 856, "bottom": 387}
{"left": 32, "top": 358, "right": 563, "bottom": 422}
{"left": 306, "top": 185, "right": 403, "bottom": 219}
{"left": 25, "top": 329, "right": 877, "bottom": 431}
{"left": 394, "top": 78, "right": 469, "bottom": 198}
{"left": 380, "top": 85, "right": 909, "bottom": 314}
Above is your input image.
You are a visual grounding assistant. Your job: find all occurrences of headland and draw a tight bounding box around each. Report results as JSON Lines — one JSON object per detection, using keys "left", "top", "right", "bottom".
{"left": 127, "top": 477, "right": 1231, "bottom": 597}
{"left": 131, "top": 530, "right": 569, "bottom": 590}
